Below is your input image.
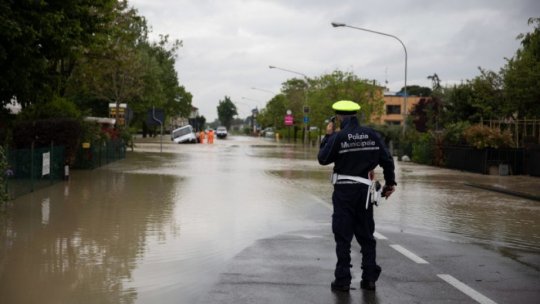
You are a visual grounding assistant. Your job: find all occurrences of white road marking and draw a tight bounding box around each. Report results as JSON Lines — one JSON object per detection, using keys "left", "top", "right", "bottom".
{"left": 389, "top": 244, "right": 429, "bottom": 264}
{"left": 373, "top": 231, "right": 388, "bottom": 240}
{"left": 437, "top": 274, "right": 497, "bottom": 304}
{"left": 317, "top": 196, "right": 496, "bottom": 303}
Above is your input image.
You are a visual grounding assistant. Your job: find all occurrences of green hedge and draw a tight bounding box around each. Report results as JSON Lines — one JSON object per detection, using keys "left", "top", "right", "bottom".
{"left": 12, "top": 118, "right": 81, "bottom": 165}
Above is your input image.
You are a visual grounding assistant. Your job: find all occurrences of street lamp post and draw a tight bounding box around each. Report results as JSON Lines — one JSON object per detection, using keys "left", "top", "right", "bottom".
{"left": 241, "top": 97, "right": 261, "bottom": 134}
{"left": 331, "top": 22, "right": 408, "bottom": 133}
{"left": 268, "top": 65, "right": 310, "bottom": 144}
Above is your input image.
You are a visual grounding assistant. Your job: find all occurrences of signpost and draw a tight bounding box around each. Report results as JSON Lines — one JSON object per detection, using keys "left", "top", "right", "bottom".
{"left": 109, "top": 103, "right": 128, "bottom": 126}
{"left": 148, "top": 107, "right": 164, "bottom": 153}
{"left": 285, "top": 110, "right": 293, "bottom": 142}
{"left": 303, "top": 106, "right": 310, "bottom": 144}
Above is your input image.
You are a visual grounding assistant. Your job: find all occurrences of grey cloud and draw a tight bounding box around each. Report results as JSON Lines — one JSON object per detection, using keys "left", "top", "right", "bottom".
{"left": 130, "top": 0, "right": 535, "bottom": 120}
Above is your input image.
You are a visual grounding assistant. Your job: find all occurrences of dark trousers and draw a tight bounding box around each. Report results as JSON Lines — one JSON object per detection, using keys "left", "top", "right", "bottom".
{"left": 332, "top": 184, "right": 380, "bottom": 284}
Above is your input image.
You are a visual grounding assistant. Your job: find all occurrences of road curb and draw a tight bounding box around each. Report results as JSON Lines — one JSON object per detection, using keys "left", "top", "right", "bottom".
{"left": 464, "top": 182, "right": 540, "bottom": 202}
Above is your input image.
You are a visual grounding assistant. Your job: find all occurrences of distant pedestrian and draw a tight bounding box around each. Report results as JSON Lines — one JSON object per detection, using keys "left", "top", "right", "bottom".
{"left": 318, "top": 100, "right": 396, "bottom": 292}
{"left": 207, "top": 130, "right": 214, "bottom": 144}
{"left": 199, "top": 131, "right": 205, "bottom": 144}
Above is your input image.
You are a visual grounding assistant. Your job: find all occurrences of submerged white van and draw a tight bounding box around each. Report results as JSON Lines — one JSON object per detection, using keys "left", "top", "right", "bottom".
{"left": 171, "top": 125, "right": 197, "bottom": 143}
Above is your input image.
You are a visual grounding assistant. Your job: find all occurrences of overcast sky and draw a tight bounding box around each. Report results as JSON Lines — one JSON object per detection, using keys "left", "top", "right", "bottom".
{"left": 129, "top": 0, "right": 539, "bottom": 121}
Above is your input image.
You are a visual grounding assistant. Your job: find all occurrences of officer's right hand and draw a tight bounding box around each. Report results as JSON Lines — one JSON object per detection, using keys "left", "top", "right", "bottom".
{"left": 326, "top": 122, "right": 334, "bottom": 135}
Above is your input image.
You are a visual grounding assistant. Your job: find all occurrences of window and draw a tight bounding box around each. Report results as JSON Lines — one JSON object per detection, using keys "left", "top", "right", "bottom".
{"left": 386, "top": 105, "right": 401, "bottom": 115}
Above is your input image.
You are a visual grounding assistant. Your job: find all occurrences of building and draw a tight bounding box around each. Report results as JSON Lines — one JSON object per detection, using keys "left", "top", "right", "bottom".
{"left": 170, "top": 106, "right": 199, "bottom": 129}
{"left": 371, "top": 93, "right": 423, "bottom": 125}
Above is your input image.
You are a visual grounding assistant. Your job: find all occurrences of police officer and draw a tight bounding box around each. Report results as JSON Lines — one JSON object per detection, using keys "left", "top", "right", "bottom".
{"left": 318, "top": 100, "right": 396, "bottom": 292}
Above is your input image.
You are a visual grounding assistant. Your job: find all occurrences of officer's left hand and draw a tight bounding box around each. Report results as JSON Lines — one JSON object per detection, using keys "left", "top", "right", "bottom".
{"left": 382, "top": 185, "right": 395, "bottom": 199}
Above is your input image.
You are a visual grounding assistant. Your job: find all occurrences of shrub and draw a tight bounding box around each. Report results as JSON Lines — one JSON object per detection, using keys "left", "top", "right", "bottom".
{"left": 463, "top": 124, "right": 515, "bottom": 149}
{"left": 12, "top": 119, "right": 82, "bottom": 165}
{"left": 442, "top": 121, "right": 470, "bottom": 145}
{"left": 18, "top": 95, "right": 81, "bottom": 120}
{"left": 412, "top": 133, "right": 434, "bottom": 165}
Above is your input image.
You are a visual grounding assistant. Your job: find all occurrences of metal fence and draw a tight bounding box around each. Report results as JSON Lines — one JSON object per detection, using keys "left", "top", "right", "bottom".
{"left": 443, "top": 146, "right": 525, "bottom": 175}
{"left": 5, "top": 144, "right": 66, "bottom": 199}
{"left": 525, "top": 145, "right": 540, "bottom": 177}
{"left": 73, "top": 139, "right": 126, "bottom": 169}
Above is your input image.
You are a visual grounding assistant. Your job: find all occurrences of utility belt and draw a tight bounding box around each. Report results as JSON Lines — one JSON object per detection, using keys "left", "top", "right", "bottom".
{"left": 331, "top": 173, "right": 382, "bottom": 209}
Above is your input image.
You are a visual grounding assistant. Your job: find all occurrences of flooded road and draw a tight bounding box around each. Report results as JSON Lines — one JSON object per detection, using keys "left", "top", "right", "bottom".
{"left": 1, "top": 135, "right": 539, "bottom": 303}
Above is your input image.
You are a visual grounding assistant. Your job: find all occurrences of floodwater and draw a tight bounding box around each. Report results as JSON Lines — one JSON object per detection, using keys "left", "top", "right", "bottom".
{"left": 0, "top": 135, "right": 539, "bottom": 303}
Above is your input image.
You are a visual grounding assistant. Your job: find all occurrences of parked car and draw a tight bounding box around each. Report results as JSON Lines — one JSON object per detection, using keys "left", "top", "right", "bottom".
{"left": 171, "top": 125, "right": 197, "bottom": 143}
{"left": 262, "top": 127, "right": 275, "bottom": 138}
{"left": 216, "top": 126, "right": 228, "bottom": 139}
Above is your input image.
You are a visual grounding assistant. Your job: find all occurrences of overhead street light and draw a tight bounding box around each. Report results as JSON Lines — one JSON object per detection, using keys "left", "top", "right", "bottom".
{"left": 331, "top": 22, "right": 408, "bottom": 133}
{"left": 268, "top": 65, "right": 308, "bottom": 78}
{"left": 241, "top": 96, "right": 261, "bottom": 104}
{"left": 251, "top": 87, "right": 276, "bottom": 95}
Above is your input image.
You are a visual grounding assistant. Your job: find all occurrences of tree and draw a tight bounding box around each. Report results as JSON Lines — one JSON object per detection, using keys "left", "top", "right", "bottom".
{"left": 255, "top": 70, "right": 385, "bottom": 136}
{"left": 440, "top": 68, "right": 505, "bottom": 125}
{"left": 66, "top": 1, "right": 148, "bottom": 122}
{"left": 0, "top": 0, "right": 117, "bottom": 107}
{"left": 503, "top": 17, "right": 540, "bottom": 118}
{"left": 410, "top": 97, "right": 443, "bottom": 132}
{"left": 191, "top": 115, "right": 206, "bottom": 131}
{"left": 307, "top": 71, "right": 383, "bottom": 128}
{"left": 440, "top": 83, "right": 477, "bottom": 124}
{"left": 397, "top": 85, "right": 432, "bottom": 97}
{"left": 257, "top": 94, "right": 286, "bottom": 128}
{"left": 65, "top": 2, "right": 192, "bottom": 130}
{"left": 427, "top": 73, "right": 441, "bottom": 91}
{"left": 469, "top": 67, "right": 505, "bottom": 119}
{"left": 217, "top": 96, "right": 238, "bottom": 129}
{"left": 281, "top": 78, "right": 307, "bottom": 128}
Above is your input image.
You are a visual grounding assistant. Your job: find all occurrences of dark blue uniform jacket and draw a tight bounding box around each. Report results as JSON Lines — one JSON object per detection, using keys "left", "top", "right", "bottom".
{"left": 318, "top": 116, "right": 396, "bottom": 186}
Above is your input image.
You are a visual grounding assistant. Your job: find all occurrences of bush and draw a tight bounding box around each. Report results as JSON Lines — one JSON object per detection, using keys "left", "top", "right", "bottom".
{"left": 18, "top": 95, "right": 81, "bottom": 120}
{"left": 463, "top": 124, "right": 515, "bottom": 149}
{"left": 368, "top": 124, "right": 402, "bottom": 146}
{"left": 12, "top": 119, "right": 82, "bottom": 165}
{"left": 442, "top": 121, "right": 470, "bottom": 145}
{"left": 80, "top": 120, "right": 102, "bottom": 143}
{"left": 412, "top": 133, "right": 434, "bottom": 164}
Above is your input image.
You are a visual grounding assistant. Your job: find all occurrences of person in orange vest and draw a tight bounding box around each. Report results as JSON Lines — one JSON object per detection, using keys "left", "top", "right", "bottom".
{"left": 199, "top": 130, "right": 205, "bottom": 144}
{"left": 207, "top": 129, "right": 214, "bottom": 144}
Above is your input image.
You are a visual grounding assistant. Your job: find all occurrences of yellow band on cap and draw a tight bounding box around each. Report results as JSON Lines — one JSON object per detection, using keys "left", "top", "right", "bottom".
{"left": 332, "top": 100, "right": 361, "bottom": 112}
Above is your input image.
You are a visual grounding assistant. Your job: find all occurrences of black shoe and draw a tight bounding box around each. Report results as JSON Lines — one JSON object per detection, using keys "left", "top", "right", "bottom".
{"left": 360, "top": 280, "right": 376, "bottom": 291}
{"left": 331, "top": 281, "right": 350, "bottom": 292}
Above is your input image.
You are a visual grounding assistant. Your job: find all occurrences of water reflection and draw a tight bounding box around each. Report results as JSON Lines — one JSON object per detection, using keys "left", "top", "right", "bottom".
{"left": 0, "top": 167, "right": 179, "bottom": 304}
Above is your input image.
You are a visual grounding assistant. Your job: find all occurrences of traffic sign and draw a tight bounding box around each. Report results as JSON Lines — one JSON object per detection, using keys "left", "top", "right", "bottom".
{"left": 284, "top": 114, "right": 293, "bottom": 126}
